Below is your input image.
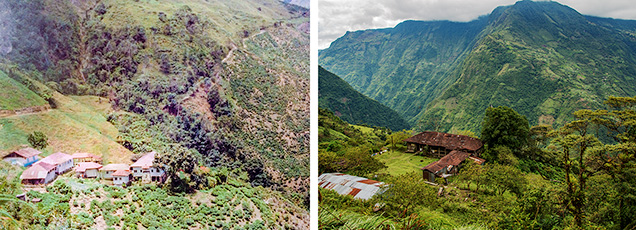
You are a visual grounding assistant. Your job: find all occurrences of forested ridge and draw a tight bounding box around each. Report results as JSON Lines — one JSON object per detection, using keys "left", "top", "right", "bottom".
{"left": 0, "top": 0, "right": 309, "bottom": 228}
{"left": 319, "top": 66, "right": 409, "bottom": 131}
{"left": 319, "top": 0, "right": 636, "bottom": 133}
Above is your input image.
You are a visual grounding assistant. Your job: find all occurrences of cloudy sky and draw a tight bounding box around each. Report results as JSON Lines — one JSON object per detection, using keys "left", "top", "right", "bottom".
{"left": 319, "top": 0, "right": 636, "bottom": 49}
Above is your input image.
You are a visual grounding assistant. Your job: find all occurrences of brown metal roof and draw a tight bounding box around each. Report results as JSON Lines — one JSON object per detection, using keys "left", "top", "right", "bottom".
{"left": 5, "top": 148, "right": 41, "bottom": 159}
{"left": 71, "top": 153, "right": 102, "bottom": 160}
{"left": 422, "top": 150, "right": 471, "bottom": 173}
{"left": 403, "top": 131, "right": 483, "bottom": 151}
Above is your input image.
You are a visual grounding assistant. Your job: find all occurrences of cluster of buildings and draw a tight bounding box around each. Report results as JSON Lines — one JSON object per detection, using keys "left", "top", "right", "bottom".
{"left": 403, "top": 131, "right": 486, "bottom": 183}
{"left": 3, "top": 148, "right": 165, "bottom": 187}
{"left": 319, "top": 131, "right": 487, "bottom": 200}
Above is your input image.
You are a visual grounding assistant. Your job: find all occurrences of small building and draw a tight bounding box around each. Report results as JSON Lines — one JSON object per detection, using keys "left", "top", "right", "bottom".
{"left": 20, "top": 162, "right": 56, "bottom": 185}
{"left": 3, "top": 148, "right": 41, "bottom": 167}
{"left": 39, "top": 152, "right": 74, "bottom": 175}
{"left": 100, "top": 164, "right": 130, "bottom": 180}
{"left": 130, "top": 152, "right": 165, "bottom": 183}
{"left": 318, "top": 173, "right": 387, "bottom": 200}
{"left": 404, "top": 131, "right": 484, "bottom": 157}
{"left": 421, "top": 150, "right": 485, "bottom": 182}
{"left": 112, "top": 170, "right": 131, "bottom": 186}
{"left": 71, "top": 153, "right": 103, "bottom": 165}
{"left": 74, "top": 162, "right": 103, "bottom": 178}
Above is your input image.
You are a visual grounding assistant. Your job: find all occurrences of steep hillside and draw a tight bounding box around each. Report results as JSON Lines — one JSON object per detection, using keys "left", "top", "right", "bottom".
{"left": 419, "top": 0, "right": 636, "bottom": 132}
{"left": 319, "top": 0, "right": 636, "bottom": 132}
{"left": 319, "top": 66, "right": 409, "bottom": 131}
{"left": 0, "top": 0, "right": 309, "bottom": 228}
{"left": 319, "top": 18, "right": 488, "bottom": 124}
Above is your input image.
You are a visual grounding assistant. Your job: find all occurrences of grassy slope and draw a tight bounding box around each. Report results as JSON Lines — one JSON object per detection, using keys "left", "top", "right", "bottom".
{"left": 0, "top": 71, "right": 47, "bottom": 110}
{"left": 101, "top": 0, "right": 294, "bottom": 45}
{"left": 0, "top": 79, "right": 132, "bottom": 163}
{"left": 375, "top": 150, "right": 437, "bottom": 176}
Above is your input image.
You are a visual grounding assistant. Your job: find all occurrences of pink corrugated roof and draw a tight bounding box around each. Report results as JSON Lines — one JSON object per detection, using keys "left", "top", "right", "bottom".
{"left": 131, "top": 152, "right": 156, "bottom": 169}
{"left": 113, "top": 169, "right": 130, "bottom": 177}
{"left": 101, "top": 164, "right": 130, "bottom": 172}
{"left": 74, "top": 162, "right": 103, "bottom": 172}
{"left": 40, "top": 152, "right": 73, "bottom": 165}
{"left": 20, "top": 163, "right": 52, "bottom": 180}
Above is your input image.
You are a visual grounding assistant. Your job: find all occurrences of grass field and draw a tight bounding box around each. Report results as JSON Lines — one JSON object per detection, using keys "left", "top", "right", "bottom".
{"left": 0, "top": 71, "right": 47, "bottom": 110}
{"left": 0, "top": 90, "right": 133, "bottom": 163}
{"left": 374, "top": 150, "right": 438, "bottom": 176}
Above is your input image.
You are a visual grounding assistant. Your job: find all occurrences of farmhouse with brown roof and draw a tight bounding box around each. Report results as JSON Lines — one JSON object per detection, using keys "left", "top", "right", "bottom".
{"left": 3, "top": 148, "right": 41, "bottom": 167}
{"left": 421, "top": 150, "right": 485, "bottom": 182}
{"left": 403, "top": 131, "right": 483, "bottom": 158}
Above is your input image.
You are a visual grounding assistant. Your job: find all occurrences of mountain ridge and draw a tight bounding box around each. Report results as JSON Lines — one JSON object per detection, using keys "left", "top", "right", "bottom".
{"left": 319, "top": 0, "right": 636, "bottom": 132}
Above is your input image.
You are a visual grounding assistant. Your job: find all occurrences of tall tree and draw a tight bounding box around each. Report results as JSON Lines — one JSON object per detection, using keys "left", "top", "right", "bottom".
{"left": 481, "top": 106, "right": 530, "bottom": 158}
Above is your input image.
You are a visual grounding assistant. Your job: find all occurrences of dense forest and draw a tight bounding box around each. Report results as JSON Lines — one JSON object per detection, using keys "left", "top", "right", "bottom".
{"left": 0, "top": 0, "right": 309, "bottom": 228}
{"left": 319, "top": 66, "right": 410, "bottom": 131}
{"left": 319, "top": 96, "right": 636, "bottom": 229}
{"left": 319, "top": 0, "right": 636, "bottom": 133}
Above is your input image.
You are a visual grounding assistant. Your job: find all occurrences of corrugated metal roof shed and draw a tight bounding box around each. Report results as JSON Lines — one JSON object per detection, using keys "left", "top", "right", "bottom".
{"left": 318, "top": 173, "right": 387, "bottom": 200}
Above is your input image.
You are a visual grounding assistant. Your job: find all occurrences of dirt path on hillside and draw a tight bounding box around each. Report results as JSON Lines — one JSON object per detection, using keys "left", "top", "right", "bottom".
{"left": 0, "top": 105, "right": 51, "bottom": 118}
{"left": 222, "top": 28, "right": 268, "bottom": 64}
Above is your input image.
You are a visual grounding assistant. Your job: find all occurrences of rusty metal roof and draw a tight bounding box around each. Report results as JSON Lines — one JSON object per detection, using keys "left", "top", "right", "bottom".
{"left": 20, "top": 163, "right": 54, "bottom": 180}
{"left": 6, "top": 148, "right": 41, "bottom": 159}
{"left": 318, "top": 173, "right": 387, "bottom": 200}
{"left": 403, "top": 131, "right": 483, "bottom": 151}
{"left": 74, "top": 162, "right": 103, "bottom": 172}
{"left": 422, "top": 150, "right": 471, "bottom": 173}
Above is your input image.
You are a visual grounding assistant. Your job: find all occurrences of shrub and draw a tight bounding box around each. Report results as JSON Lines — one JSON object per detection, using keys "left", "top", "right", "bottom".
{"left": 27, "top": 131, "right": 48, "bottom": 149}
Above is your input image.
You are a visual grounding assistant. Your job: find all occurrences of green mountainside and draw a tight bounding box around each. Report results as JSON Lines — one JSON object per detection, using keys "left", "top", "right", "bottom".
{"left": 0, "top": 0, "right": 308, "bottom": 228}
{"left": 319, "top": 18, "right": 488, "bottom": 125}
{"left": 319, "top": 66, "right": 409, "bottom": 131}
{"left": 319, "top": 0, "right": 636, "bottom": 133}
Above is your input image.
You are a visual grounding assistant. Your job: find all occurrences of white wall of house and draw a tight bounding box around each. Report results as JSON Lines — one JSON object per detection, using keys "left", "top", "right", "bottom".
{"left": 85, "top": 168, "right": 99, "bottom": 178}
{"left": 56, "top": 159, "right": 74, "bottom": 174}
{"left": 131, "top": 167, "right": 143, "bottom": 177}
{"left": 113, "top": 176, "right": 130, "bottom": 186}
{"left": 44, "top": 170, "right": 56, "bottom": 184}
{"left": 102, "top": 170, "right": 114, "bottom": 179}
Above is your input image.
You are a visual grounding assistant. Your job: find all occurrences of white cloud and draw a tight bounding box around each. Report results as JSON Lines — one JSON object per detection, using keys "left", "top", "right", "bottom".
{"left": 318, "top": 0, "right": 636, "bottom": 49}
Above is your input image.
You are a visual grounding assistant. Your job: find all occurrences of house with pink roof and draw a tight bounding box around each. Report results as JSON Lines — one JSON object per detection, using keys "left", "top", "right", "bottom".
{"left": 100, "top": 164, "right": 130, "bottom": 180}
{"left": 112, "top": 169, "right": 131, "bottom": 186}
{"left": 39, "top": 152, "right": 74, "bottom": 175}
{"left": 20, "top": 162, "right": 56, "bottom": 185}
{"left": 74, "top": 162, "right": 103, "bottom": 178}
{"left": 3, "top": 148, "right": 41, "bottom": 167}
{"left": 130, "top": 152, "right": 165, "bottom": 183}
